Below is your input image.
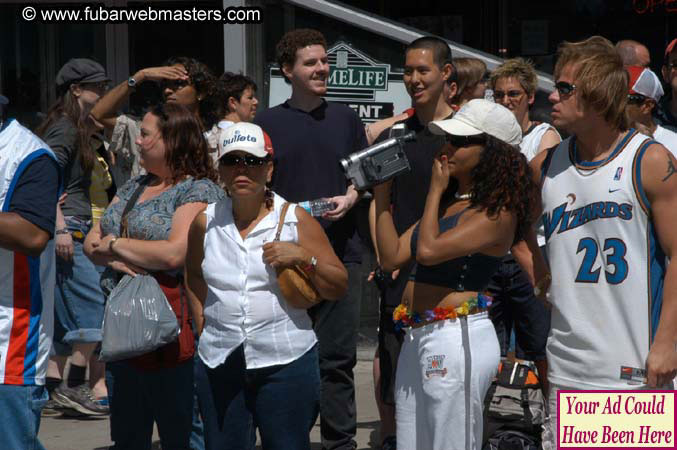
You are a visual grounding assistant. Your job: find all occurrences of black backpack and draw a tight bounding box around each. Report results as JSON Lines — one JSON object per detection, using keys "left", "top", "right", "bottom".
{"left": 482, "top": 360, "right": 546, "bottom": 450}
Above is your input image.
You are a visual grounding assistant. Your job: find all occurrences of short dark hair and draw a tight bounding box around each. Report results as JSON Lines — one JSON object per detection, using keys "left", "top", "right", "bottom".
{"left": 219, "top": 72, "right": 257, "bottom": 112}
{"left": 276, "top": 29, "right": 327, "bottom": 73}
{"left": 406, "top": 36, "right": 453, "bottom": 69}
{"left": 218, "top": 72, "right": 257, "bottom": 106}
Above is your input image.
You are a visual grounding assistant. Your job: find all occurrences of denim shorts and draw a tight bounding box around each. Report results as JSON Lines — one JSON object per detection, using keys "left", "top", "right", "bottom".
{"left": 0, "top": 384, "right": 48, "bottom": 450}
{"left": 54, "top": 216, "right": 106, "bottom": 349}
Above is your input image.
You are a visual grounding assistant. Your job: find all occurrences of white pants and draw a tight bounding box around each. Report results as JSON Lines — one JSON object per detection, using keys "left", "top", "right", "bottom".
{"left": 395, "top": 312, "right": 500, "bottom": 450}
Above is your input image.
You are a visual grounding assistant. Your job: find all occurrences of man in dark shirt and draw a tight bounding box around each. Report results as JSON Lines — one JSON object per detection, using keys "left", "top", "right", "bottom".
{"left": 0, "top": 96, "right": 61, "bottom": 450}
{"left": 254, "top": 29, "right": 367, "bottom": 450}
{"left": 368, "top": 36, "right": 456, "bottom": 450}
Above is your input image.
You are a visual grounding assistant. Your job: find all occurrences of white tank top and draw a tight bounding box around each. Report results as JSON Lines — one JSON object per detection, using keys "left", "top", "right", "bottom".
{"left": 520, "top": 122, "right": 559, "bottom": 162}
{"left": 541, "top": 130, "right": 664, "bottom": 388}
{"left": 521, "top": 122, "right": 561, "bottom": 247}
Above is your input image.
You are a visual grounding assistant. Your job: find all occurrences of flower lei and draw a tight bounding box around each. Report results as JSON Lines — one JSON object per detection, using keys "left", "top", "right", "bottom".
{"left": 393, "top": 293, "right": 492, "bottom": 331}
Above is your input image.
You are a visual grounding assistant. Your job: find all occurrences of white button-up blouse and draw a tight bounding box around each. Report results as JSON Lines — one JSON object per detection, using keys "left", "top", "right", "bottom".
{"left": 197, "top": 193, "right": 317, "bottom": 369}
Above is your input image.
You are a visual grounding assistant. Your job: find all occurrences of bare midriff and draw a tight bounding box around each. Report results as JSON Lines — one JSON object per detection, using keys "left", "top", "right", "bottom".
{"left": 400, "top": 280, "right": 480, "bottom": 314}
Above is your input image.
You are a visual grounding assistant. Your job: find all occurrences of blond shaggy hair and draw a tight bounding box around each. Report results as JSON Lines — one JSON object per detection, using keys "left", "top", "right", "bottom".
{"left": 554, "top": 36, "right": 628, "bottom": 130}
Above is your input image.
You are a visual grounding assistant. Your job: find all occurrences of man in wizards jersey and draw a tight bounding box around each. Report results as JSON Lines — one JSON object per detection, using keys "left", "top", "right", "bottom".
{"left": 528, "top": 37, "right": 677, "bottom": 448}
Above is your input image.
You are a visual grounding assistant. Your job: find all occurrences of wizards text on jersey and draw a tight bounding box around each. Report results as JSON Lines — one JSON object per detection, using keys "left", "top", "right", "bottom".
{"left": 543, "top": 201, "right": 633, "bottom": 240}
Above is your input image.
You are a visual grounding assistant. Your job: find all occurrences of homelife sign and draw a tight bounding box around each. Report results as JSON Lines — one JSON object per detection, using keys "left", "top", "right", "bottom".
{"left": 267, "top": 42, "right": 410, "bottom": 123}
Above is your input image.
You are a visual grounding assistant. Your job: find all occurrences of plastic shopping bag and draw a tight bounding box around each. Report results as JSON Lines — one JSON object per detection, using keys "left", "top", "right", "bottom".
{"left": 100, "top": 274, "right": 179, "bottom": 362}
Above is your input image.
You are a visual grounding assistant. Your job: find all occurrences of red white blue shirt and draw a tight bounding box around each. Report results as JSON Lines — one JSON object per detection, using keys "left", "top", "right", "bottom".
{"left": 0, "top": 120, "right": 59, "bottom": 385}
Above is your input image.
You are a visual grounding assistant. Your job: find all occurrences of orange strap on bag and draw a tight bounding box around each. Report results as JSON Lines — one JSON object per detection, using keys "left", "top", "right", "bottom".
{"left": 273, "top": 202, "right": 321, "bottom": 309}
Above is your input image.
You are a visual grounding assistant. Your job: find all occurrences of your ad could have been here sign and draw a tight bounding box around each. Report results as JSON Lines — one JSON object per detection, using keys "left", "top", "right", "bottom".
{"left": 267, "top": 42, "right": 410, "bottom": 123}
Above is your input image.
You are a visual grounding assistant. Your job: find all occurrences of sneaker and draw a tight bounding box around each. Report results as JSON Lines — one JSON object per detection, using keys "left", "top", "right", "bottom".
{"left": 52, "top": 385, "right": 109, "bottom": 416}
{"left": 381, "top": 436, "right": 397, "bottom": 450}
{"left": 41, "top": 398, "right": 63, "bottom": 417}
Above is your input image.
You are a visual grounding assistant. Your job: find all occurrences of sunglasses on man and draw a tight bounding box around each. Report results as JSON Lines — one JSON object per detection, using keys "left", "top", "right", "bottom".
{"left": 219, "top": 154, "right": 270, "bottom": 167}
{"left": 554, "top": 81, "right": 576, "bottom": 96}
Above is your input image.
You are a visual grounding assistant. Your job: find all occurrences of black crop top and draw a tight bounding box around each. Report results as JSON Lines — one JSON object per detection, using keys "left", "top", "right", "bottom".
{"left": 409, "top": 209, "right": 502, "bottom": 291}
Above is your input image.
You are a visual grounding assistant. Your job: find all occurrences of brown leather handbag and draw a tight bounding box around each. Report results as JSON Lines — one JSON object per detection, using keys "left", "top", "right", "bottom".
{"left": 274, "top": 202, "right": 321, "bottom": 309}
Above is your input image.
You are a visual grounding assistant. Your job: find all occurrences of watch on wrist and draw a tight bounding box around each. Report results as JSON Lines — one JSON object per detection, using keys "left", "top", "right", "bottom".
{"left": 127, "top": 77, "right": 137, "bottom": 89}
{"left": 108, "top": 236, "right": 119, "bottom": 253}
{"left": 55, "top": 229, "right": 70, "bottom": 235}
{"left": 303, "top": 256, "right": 318, "bottom": 273}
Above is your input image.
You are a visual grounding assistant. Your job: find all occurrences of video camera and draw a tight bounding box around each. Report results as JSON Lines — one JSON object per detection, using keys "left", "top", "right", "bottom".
{"left": 341, "top": 123, "right": 415, "bottom": 190}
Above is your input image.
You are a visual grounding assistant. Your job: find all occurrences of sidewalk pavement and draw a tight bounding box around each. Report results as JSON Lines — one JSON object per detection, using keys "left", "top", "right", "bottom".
{"left": 39, "top": 326, "right": 382, "bottom": 450}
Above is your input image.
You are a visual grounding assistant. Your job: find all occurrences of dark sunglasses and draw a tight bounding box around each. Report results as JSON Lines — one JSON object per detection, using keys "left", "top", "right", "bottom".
{"left": 493, "top": 90, "right": 525, "bottom": 101}
{"left": 554, "top": 81, "right": 576, "bottom": 96}
{"left": 219, "top": 154, "right": 269, "bottom": 167}
{"left": 160, "top": 79, "right": 190, "bottom": 91}
{"left": 627, "top": 94, "right": 648, "bottom": 105}
{"left": 445, "top": 134, "right": 485, "bottom": 148}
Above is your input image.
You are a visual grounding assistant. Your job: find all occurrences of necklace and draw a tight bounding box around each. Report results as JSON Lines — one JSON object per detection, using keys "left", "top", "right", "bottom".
{"left": 572, "top": 132, "right": 623, "bottom": 177}
{"left": 455, "top": 192, "right": 471, "bottom": 200}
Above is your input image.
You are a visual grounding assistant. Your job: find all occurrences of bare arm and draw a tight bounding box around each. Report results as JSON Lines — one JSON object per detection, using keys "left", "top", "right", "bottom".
{"left": 640, "top": 143, "right": 677, "bottom": 387}
{"left": 536, "top": 128, "right": 562, "bottom": 155}
{"left": 93, "top": 202, "right": 208, "bottom": 271}
{"left": 0, "top": 213, "right": 50, "bottom": 257}
{"left": 416, "top": 155, "right": 515, "bottom": 265}
{"left": 263, "top": 207, "right": 348, "bottom": 300}
{"left": 90, "top": 66, "right": 189, "bottom": 131}
{"left": 185, "top": 213, "right": 207, "bottom": 335}
{"left": 373, "top": 181, "right": 415, "bottom": 271}
{"left": 324, "top": 184, "right": 361, "bottom": 221}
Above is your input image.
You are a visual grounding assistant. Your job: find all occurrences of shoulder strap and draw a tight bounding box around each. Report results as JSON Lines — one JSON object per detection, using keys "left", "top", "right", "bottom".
{"left": 274, "top": 202, "right": 292, "bottom": 242}
{"left": 120, "top": 175, "right": 151, "bottom": 237}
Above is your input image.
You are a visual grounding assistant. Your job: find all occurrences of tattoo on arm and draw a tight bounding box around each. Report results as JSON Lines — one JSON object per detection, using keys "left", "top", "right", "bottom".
{"left": 662, "top": 157, "right": 676, "bottom": 182}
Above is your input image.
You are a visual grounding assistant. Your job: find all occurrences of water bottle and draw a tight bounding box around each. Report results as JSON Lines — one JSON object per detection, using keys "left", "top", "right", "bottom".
{"left": 298, "top": 199, "right": 336, "bottom": 217}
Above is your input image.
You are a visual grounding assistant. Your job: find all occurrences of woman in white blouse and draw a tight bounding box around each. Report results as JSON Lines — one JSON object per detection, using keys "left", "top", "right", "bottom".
{"left": 185, "top": 122, "right": 347, "bottom": 450}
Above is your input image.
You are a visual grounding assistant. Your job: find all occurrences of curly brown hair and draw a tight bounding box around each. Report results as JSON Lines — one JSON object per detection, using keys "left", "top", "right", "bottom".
{"left": 149, "top": 102, "right": 218, "bottom": 184}
{"left": 163, "top": 56, "right": 217, "bottom": 129}
{"left": 461, "top": 135, "right": 538, "bottom": 243}
{"left": 276, "top": 29, "right": 327, "bottom": 82}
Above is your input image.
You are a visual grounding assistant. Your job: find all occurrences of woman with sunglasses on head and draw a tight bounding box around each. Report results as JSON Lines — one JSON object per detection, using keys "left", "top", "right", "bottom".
{"left": 373, "top": 99, "right": 539, "bottom": 450}
{"left": 184, "top": 122, "right": 347, "bottom": 450}
{"left": 84, "top": 103, "right": 223, "bottom": 449}
{"left": 90, "top": 56, "right": 216, "bottom": 187}
{"left": 36, "top": 58, "right": 113, "bottom": 417}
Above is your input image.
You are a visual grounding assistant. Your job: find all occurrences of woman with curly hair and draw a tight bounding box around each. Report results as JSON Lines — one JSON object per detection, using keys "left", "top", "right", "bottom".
{"left": 84, "top": 102, "right": 223, "bottom": 449}
{"left": 373, "top": 99, "right": 538, "bottom": 450}
{"left": 91, "top": 56, "right": 216, "bottom": 186}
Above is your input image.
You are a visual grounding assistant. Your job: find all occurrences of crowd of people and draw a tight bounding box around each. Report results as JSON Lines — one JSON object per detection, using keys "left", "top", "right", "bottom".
{"left": 1, "top": 27, "right": 677, "bottom": 450}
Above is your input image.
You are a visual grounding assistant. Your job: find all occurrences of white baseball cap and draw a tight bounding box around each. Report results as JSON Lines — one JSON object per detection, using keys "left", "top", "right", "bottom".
{"left": 217, "top": 122, "right": 274, "bottom": 159}
{"left": 428, "top": 99, "right": 522, "bottom": 145}
{"left": 627, "top": 66, "right": 664, "bottom": 102}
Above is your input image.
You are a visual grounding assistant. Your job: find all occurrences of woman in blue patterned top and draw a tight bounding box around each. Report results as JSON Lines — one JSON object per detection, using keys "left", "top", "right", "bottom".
{"left": 84, "top": 102, "right": 223, "bottom": 450}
